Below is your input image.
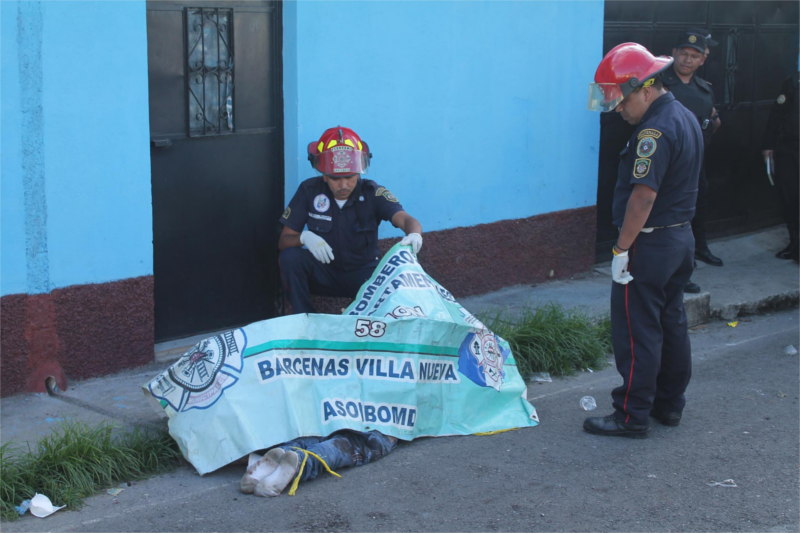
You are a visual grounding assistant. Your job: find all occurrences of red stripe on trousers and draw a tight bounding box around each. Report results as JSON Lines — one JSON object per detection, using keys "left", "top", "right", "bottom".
{"left": 622, "top": 242, "right": 636, "bottom": 423}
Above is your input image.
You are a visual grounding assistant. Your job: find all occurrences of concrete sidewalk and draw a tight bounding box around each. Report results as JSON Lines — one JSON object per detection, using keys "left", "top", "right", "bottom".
{"left": 460, "top": 225, "right": 799, "bottom": 326}
{"left": 2, "top": 226, "right": 797, "bottom": 453}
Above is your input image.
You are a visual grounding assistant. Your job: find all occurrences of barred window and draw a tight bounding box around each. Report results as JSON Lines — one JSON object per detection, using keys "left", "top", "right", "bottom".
{"left": 186, "top": 8, "right": 234, "bottom": 137}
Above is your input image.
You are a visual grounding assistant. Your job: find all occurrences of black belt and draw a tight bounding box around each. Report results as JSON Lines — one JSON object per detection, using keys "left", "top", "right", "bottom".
{"left": 618, "top": 221, "right": 690, "bottom": 233}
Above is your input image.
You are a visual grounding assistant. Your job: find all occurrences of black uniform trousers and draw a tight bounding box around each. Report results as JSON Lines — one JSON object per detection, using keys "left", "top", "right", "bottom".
{"left": 279, "top": 247, "right": 375, "bottom": 314}
{"left": 691, "top": 165, "right": 709, "bottom": 248}
{"left": 611, "top": 223, "right": 695, "bottom": 426}
{"left": 775, "top": 142, "right": 799, "bottom": 235}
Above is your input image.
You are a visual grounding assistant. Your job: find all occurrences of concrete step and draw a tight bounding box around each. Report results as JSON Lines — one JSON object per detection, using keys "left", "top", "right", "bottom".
{"left": 460, "top": 226, "right": 799, "bottom": 327}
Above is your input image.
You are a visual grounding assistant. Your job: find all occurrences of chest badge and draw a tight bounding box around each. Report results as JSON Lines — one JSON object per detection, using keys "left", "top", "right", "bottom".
{"left": 633, "top": 158, "right": 651, "bottom": 179}
{"left": 313, "top": 194, "right": 330, "bottom": 213}
{"left": 777, "top": 94, "right": 786, "bottom": 105}
{"left": 637, "top": 136, "right": 657, "bottom": 158}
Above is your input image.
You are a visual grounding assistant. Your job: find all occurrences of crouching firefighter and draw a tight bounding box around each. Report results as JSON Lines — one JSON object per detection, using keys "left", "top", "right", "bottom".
{"left": 278, "top": 126, "right": 423, "bottom": 315}
{"left": 585, "top": 43, "right": 703, "bottom": 438}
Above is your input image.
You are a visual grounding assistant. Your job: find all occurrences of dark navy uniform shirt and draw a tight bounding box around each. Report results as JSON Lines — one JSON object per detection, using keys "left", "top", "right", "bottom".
{"left": 662, "top": 66, "right": 715, "bottom": 145}
{"left": 612, "top": 92, "right": 703, "bottom": 228}
{"left": 280, "top": 177, "right": 404, "bottom": 271}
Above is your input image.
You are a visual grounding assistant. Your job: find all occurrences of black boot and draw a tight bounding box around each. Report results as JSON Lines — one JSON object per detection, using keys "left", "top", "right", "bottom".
{"left": 693, "top": 208, "right": 723, "bottom": 266}
{"left": 684, "top": 281, "right": 701, "bottom": 293}
{"left": 584, "top": 414, "right": 650, "bottom": 439}
{"left": 776, "top": 227, "right": 799, "bottom": 260}
{"left": 650, "top": 408, "right": 682, "bottom": 426}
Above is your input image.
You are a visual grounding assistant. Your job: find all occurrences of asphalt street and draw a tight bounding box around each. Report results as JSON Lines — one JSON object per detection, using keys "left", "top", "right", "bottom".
{"left": 4, "top": 309, "right": 799, "bottom": 533}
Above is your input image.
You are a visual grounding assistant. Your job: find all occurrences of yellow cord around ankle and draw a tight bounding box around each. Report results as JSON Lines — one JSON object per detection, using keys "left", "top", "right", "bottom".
{"left": 473, "top": 427, "right": 518, "bottom": 436}
{"left": 287, "top": 447, "right": 342, "bottom": 496}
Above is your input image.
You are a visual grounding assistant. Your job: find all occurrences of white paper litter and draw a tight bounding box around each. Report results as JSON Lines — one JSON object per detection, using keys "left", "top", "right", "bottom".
{"left": 30, "top": 493, "right": 65, "bottom": 518}
{"left": 707, "top": 479, "right": 737, "bottom": 488}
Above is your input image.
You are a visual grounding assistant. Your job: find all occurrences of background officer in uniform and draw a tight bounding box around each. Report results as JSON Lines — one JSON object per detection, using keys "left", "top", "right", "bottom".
{"left": 762, "top": 73, "right": 799, "bottom": 262}
{"left": 585, "top": 43, "right": 703, "bottom": 438}
{"left": 662, "top": 28, "right": 723, "bottom": 294}
{"left": 278, "top": 126, "right": 423, "bottom": 314}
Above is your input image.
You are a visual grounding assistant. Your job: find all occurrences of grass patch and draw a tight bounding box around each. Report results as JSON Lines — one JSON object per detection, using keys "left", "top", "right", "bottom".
{"left": 0, "top": 421, "right": 182, "bottom": 521}
{"left": 482, "top": 302, "right": 612, "bottom": 378}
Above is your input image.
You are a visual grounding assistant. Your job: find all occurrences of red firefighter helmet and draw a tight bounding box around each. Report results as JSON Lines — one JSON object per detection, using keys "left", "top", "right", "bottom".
{"left": 587, "top": 43, "right": 674, "bottom": 112}
{"left": 307, "top": 126, "right": 372, "bottom": 176}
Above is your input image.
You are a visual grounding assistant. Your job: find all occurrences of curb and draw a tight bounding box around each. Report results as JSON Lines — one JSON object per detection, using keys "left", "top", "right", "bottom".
{"left": 710, "top": 289, "right": 800, "bottom": 321}
{"left": 685, "top": 292, "right": 711, "bottom": 327}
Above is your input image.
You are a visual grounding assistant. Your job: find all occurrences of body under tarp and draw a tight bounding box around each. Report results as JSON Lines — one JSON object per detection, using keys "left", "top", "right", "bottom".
{"left": 143, "top": 244, "right": 538, "bottom": 475}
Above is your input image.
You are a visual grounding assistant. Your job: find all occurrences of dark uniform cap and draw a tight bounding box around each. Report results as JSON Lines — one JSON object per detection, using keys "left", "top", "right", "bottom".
{"left": 677, "top": 28, "right": 709, "bottom": 53}
{"left": 686, "top": 27, "right": 718, "bottom": 48}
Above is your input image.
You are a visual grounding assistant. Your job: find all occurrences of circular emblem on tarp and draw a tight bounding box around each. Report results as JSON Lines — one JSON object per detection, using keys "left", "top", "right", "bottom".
{"left": 149, "top": 330, "right": 246, "bottom": 412}
{"left": 169, "top": 337, "right": 227, "bottom": 392}
{"left": 457, "top": 330, "right": 509, "bottom": 391}
{"left": 313, "top": 194, "right": 330, "bottom": 213}
{"left": 688, "top": 35, "right": 697, "bottom": 44}
{"left": 777, "top": 94, "right": 786, "bottom": 105}
{"left": 636, "top": 136, "right": 657, "bottom": 158}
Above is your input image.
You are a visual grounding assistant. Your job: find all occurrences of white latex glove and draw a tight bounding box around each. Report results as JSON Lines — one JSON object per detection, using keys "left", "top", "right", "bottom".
{"left": 300, "top": 231, "right": 334, "bottom": 264}
{"left": 400, "top": 233, "right": 423, "bottom": 254}
{"left": 611, "top": 250, "right": 634, "bottom": 285}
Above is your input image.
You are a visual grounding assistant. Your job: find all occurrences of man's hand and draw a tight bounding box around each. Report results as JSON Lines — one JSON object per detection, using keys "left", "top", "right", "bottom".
{"left": 300, "top": 231, "right": 334, "bottom": 264}
{"left": 611, "top": 249, "right": 633, "bottom": 285}
{"left": 762, "top": 149, "right": 774, "bottom": 163}
{"left": 400, "top": 233, "right": 423, "bottom": 254}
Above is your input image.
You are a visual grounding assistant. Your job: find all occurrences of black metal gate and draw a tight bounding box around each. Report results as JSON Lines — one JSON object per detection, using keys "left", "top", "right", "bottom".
{"left": 597, "top": 1, "right": 799, "bottom": 259}
{"left": 147, "top": 0, "right": 283, "bottom": 341}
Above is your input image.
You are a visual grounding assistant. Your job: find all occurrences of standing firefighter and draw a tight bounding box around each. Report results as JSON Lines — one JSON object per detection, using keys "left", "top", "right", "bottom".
{"left": 762, "top": 73, "right": 799, "bottom": 262}
{"left": 585, "top": 43, "right": 703, "bottom": 438}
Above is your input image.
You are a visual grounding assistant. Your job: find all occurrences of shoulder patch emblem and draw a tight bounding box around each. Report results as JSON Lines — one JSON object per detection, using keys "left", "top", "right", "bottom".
{"left": 637, "top": 129, "right": 663, "bottom": 140}
{"left": 375, "top": 187, "right": 386, "bottom": 197}
{"left": 637, "top": 137, "right": 657, "bottom": 158}
{"left": 633, "top": 158, "right": 651, "bottom": 179}
{"left": 777, "top": 94, "right": 786, "bottom": 105}
{"left": 282, "top": 207, "right": 291, "bottom": 219}
{"left": 382, "top": 190, "right": 399, "bottom": 203}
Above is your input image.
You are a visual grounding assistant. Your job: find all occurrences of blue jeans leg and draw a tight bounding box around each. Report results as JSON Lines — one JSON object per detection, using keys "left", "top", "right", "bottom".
{"left": 282, "top": 431, "right": 397, "bottom": 483}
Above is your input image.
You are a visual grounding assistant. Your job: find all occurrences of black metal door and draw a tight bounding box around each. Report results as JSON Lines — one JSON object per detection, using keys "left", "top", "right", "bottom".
{"left": 597, "top": 1, "right": 799, "bottom": 260}
{"left": 147, "top": 0, "right": 283, "bottom": 341}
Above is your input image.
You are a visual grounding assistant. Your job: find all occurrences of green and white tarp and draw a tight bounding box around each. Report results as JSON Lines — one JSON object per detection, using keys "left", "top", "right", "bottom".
{"left": 143, "top": 244, "right": 538, "bottom": 475}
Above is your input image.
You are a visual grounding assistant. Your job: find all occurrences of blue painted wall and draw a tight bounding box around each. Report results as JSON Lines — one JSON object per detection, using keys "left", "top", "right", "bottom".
{"left": 1, "top": 2, "right": 28, "bottom": 296}
{"left": 284, "top": 1, "right": 605, "bottom": 238}
{"left": 1, "top": 1, "right": 153, "bottom": 296}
